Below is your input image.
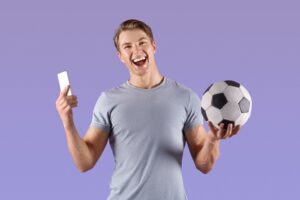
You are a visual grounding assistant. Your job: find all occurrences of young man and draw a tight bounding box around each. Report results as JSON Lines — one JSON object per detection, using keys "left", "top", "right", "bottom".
{"left": 56, "top": 19, "right": 240, "bottom": 200}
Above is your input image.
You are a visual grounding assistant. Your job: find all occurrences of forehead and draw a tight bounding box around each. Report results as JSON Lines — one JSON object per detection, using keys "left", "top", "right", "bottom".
{"left": 119, "top": 29, "right": 150, "bottom": 45}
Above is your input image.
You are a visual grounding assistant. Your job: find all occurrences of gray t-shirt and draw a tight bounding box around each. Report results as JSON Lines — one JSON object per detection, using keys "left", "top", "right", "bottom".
{"left": 90, "top": 77, "right": 203, "bottom": 200}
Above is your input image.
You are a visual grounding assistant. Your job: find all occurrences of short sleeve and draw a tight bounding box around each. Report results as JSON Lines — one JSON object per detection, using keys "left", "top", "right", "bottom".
{"left": 183, "top": 90, "right": 203, "bottom": 132}
{"left": 90, "top": 92, "right": 112, "bottom": 134}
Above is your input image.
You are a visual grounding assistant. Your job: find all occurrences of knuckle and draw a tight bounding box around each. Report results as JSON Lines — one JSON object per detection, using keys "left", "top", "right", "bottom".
{"left": 61, "top": 102, "right": 67, "bottom": 107}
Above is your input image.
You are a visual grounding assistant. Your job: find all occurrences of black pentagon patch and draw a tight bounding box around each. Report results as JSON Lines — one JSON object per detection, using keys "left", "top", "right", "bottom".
{"left": 218, "top": 119, "right": 235, "bottom": 130}
{"left": 225, "top": 80, "right": 240, "bottom": 88}
{"left": 204, "top": 83, "right": 213, "bottom": 94}
{"left": 212, "top": 93, "right": 227, "bottom": 109}
{"left": 239, "top": 97, "right": 250, "bottom": 113}
{"left": 201, "top": 107, "right": 208, "bottom": 121}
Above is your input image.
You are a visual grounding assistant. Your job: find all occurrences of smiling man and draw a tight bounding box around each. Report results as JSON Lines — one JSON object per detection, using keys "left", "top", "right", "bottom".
{"left": 56, "top": 19, "right": 240, "bottom": 200}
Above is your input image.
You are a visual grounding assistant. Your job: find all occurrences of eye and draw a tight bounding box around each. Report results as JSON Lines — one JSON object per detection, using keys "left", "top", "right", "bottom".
{"left": 124, "top": 45, "right": 131, "bottom": 49}
{"left": 139, "top": 41, "right": 146, "bottom": 45}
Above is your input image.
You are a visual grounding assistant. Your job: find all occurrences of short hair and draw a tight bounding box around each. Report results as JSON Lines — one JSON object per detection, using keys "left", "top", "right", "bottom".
{"left": 113, "top": 19, "right": 154, "bottom": 51}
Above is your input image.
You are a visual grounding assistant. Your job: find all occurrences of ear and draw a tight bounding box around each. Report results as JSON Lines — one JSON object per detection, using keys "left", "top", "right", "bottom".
{"left": 152, "top": 40, "right": 157, "bottom": 54}
{"left": 117, "top": 51, "right": 125, "bottom": 63}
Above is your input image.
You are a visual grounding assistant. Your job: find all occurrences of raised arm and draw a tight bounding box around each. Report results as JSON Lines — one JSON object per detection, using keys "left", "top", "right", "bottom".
{"left": 56, "top": 85, "right": 109, "bottom": 172}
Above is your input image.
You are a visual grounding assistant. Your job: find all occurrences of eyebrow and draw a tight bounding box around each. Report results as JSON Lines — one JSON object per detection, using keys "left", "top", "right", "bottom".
{"left": 138, "top": 37, "right": 148, "bottom": 41}
{"left": 121, "top": 37, "right": 148, "bottom": 47}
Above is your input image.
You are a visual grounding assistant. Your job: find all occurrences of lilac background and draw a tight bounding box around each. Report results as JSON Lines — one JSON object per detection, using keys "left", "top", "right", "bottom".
{"left": 0, "top": 0, "right": 299, "bottom": 199}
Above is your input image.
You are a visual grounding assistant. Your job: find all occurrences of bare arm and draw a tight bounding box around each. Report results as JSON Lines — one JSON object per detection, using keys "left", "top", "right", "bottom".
{"left": 185, "top": 122, "right": 240, "bottom": 174}
{"left": 185, "top": 125, "right": 220, "bottom": 174}
{"left": 64, "top": 123, "right": 109, "bottom": 172}
{"left": 56, "top": 85, "right": 109, "bottom": 172}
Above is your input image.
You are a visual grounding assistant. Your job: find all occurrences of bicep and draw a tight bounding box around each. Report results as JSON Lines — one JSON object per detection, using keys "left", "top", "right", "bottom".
{"left": 185, "top": 125, "right": 207, "bottom": 161}
{"left": 83, "top": 127, "right": 109, "bottom": 164}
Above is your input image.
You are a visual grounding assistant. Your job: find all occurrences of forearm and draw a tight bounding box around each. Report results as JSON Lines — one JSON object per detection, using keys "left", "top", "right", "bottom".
{"left": 195, "top": 135, "right": 220, "bottom": 173}
{"left": 63, "top": 121, "right": 94, "bottom": 172}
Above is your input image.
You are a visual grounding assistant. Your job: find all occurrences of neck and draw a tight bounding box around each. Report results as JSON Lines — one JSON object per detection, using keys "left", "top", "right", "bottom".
{"left": 128, "top": 70, "right": 164, "bottom": 89}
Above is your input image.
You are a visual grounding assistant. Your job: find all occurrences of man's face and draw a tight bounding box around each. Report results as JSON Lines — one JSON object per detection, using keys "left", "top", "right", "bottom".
{"left": 117, "top": 29, "right": 156, "bottom": 76}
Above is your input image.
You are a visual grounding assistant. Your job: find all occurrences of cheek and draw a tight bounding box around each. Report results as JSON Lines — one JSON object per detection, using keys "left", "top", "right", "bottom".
{"left": 126, "top": 55, "right": 134, "bottom": 65}
{"left": 122, "top": 52, "right": 131, "bottom": 61}
{"left": 146, "top": 47, "right": 155, "bottom": 58}
{"left": 145, "top": 47, "right": 152, "bottom": 54}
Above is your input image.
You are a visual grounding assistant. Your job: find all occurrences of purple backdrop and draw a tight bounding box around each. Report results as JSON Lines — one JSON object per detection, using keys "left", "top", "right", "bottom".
{"left": 0, "top": 0, "right": 299, "bottom": 199}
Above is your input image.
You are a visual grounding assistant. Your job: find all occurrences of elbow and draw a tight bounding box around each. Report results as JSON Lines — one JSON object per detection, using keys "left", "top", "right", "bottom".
{"left": 76, "top": 163, "right": 94, "bottom": 173}
{"left": 78, "top": 167, "right": 90, "bottom": 173}
{"left": 198, "top": 166, "right": 212, "bottom": 174}
{"left": 195, "top": 162, "right": 213, "bottom": 174}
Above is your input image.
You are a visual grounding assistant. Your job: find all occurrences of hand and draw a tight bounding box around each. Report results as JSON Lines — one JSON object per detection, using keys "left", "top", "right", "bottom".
{"left": 55, "top": 85, "right": 78, "bottom": 126}
{"left": 208, "top": 121, "right": 240, "bottom": 141}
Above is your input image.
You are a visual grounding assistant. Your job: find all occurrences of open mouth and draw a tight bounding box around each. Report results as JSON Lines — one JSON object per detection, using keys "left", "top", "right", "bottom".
{"left": 132, "top": 56, "right": 148, "bottom": 68}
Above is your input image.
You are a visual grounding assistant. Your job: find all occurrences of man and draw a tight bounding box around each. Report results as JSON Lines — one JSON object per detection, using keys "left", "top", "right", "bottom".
{"left": 56, "top": 19, "right": 240, "bottom": 200}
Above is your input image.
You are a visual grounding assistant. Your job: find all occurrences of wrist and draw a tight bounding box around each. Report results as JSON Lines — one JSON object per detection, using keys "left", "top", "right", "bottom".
{"left": 62, "top": 118, "right": 75, "bottom": 130}
{"left": 207, "top": 133, "right": 220, "bottom": 144}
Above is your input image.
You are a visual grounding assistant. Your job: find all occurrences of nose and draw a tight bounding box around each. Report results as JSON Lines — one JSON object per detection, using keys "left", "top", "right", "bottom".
{"left": 132, "top": 44, "right": 143, "bottom": 54}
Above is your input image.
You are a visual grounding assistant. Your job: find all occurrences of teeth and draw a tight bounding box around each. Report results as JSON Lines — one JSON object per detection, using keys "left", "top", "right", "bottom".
{"left": 133, "top": 57, "right": 146, "bottom": 62}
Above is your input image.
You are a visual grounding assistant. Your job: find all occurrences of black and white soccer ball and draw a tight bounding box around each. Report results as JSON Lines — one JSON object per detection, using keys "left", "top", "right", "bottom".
{"left": 201, "top": 80, "right": 252, "bottom": 129}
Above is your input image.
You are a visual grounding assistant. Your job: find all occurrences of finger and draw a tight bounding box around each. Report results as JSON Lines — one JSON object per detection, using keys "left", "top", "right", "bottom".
{"left": 62, "top": 104, "right": 71, "bottom": 112}
{"left": 60, "top": 102, "right": 69, "bottom": 110}
{"left": 60, "top": 85, "right": 70, "bottom": 97}
{"left": 67, "top": 95, "right": 77, "bottom": 100}
{"left": 67, "top": 99, "right": 78, "bottom": 105}
{"left": 56, "top": 98, "right": 62, "bottom": 107}
{"left": 224, "top": 124, "right": 233, "bottom": 139}
{"left": 230, "top": 125, "right": 241, "bottom": 137}
{"left": 70, "top": 101, "right": 78, "bottom": 107}
{"left": 70, "top": 103, "right": 78, "bottom": 108}
{"left": 208, "top": 121, "right": 219, "bottom": 139}
{"left": 59, "top": 98, "right": 77, "bottom": 110}
{"left": 217, "top": 123, "right": 225, "bottom": 139}
{"left": 56, "top": 94, "right": 64, "bottom": 104}
{"left": 61, "top": 99, "right": 78, "bottom": 110}
{"left": 57, "top": 97, "right": 67, "bottom": 106}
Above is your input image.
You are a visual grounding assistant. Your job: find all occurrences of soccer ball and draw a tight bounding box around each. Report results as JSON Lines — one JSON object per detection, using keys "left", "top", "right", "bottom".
{"left": 201, "top": 80, "right": 252, "bottom": 129}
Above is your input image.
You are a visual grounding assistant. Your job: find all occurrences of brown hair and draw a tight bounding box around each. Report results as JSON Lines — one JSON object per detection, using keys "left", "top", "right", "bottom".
{"left": 113, "top": 19, "right": 154, "bottom": 51}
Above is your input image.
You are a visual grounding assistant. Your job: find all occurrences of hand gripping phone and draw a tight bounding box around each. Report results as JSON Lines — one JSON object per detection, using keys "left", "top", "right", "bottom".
{"left": 57, "top": 71, "right": 72, "bottom": 96}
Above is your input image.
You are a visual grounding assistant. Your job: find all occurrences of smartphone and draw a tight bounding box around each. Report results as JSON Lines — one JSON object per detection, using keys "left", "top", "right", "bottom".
{"left": 57, "top": 71, "right": 72, "bottom": 96}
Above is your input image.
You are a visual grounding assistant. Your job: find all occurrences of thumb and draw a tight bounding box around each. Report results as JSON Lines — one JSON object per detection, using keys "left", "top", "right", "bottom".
{"left": 208, "top": 121, "right": 218, "bottom": 133}
{"left": 60, "top": 85, "right": 70, "bottom": 97}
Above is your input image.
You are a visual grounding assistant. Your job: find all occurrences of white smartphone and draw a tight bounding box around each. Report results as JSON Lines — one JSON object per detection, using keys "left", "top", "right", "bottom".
{"left": 57, "top": 71, "right": 72, "bottom": 96}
